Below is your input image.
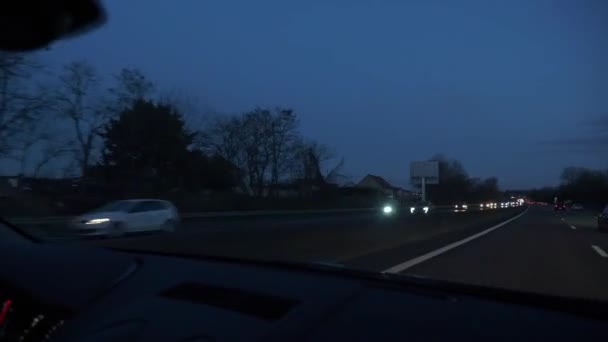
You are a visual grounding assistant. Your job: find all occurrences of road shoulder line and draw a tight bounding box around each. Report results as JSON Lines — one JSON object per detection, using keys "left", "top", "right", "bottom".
{"left": 382, "top": 207, "right": 529, "bottom": 273}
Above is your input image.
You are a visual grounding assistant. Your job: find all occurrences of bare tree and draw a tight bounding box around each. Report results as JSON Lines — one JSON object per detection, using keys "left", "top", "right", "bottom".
{"left": 158, "top": 86, "right": 217, "bottom": 138}
{"left": 294, "top": 140, "right": 333, "bottom": 182}
{"left": 4, "top": 111, "right": 73, "bottom": 178}
{"left": 55, "top": 61, "right": 106, "bottom": 178}
{"left": 32, "top": 136, "right": 72, "bottom": 177}
{"left": 241, "top": 109, "right": 273, "bottom": 196}
{"left": 206, "top": 108, "right": 338, "bottom": 196}
{"left": 159, "top": 87, "right": 201, "bottom": 115}
{"left": 325, "top": 157, "right": 347, "bottom": 184}
{"left": 560, "top": 166, "right": 588, "bottom": 185}
{"left": 206, "top": 109, "right": 276, "bottom": 196}
{"left": 268, "top": 109, "right": 299, "bottom": 188}
{"left": 207, "top": 115, "right": 244, "bottom": 164}
{"left": 0, "top": 52, "right": 51, "bottom": 159}
{"left": 11, "top": 132, "right": 39, "bottom": 175}
{"left": 108, "top": 68, "right": 155, "bottom": 110}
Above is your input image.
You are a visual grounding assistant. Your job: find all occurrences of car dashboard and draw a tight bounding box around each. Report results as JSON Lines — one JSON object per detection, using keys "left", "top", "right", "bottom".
{"left": 1, "top": 241, "right": 607, "bottom": 341}
{"left": 0, "top": 286, "right": 69, "bottom": 341}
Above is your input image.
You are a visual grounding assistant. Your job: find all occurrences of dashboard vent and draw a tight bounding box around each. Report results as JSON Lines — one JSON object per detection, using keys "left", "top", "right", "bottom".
{"left": 159, "top": 283, "right": 298, "bottom": 321}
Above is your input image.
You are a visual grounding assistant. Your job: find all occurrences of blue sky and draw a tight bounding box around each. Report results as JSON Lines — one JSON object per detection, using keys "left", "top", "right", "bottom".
{"left": 39, "top": 0, "right": 607, "bottom": 189}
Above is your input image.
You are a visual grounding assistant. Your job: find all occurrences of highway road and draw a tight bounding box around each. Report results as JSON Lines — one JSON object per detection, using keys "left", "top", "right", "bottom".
{"left": 395, "top": 206, "right": 608, "bottom": 300}
{"left": 87, "top": 208, "right": 523, "bottom": 264}
{"left": 45, "top": 205, "right": 608, "bottom": 301}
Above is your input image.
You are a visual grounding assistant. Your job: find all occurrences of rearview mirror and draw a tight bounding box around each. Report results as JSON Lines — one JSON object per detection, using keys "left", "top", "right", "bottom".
{"left": 0, "top": 0, "right": 106, "bottom": 52}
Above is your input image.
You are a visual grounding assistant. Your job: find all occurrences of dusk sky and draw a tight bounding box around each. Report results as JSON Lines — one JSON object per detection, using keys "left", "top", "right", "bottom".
{"left": 40, "top": 0, "right": 607, "bottom": 189}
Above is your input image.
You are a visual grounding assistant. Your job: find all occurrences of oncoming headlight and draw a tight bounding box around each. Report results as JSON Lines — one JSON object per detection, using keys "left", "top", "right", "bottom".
{"left": 423, "top": 206, "right": 429, "bottom": 213}
{"left": 383, "top": 205, "right": 393, "bottom": 214}
{"left": 410, "top": 207, "right": 415, "bottom": 214}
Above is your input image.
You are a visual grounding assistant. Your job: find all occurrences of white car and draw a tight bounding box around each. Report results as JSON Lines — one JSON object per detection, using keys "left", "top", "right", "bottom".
{"left": 72, "top": 199, "right": 179, "bottom": 237}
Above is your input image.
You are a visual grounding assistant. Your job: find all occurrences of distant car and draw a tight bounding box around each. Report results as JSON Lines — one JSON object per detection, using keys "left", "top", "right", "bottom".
{"left": 72, "top": 199, "right": 180, "bottom": 237}
{"left": 409, "top": 202, "right": 432, "bottom": 215}
{"left": 599, "top": 205, "right": 608, "bottom": 232}
{"left": 482, "top": 202, "right": 497, "bottom": 209}
{"left": 554, "top": 203, "right": 566, "bottom": 211}
{"left": 571, "top": 203, "right": 583, "bottom": 211}
{"left": 478, "top": 203, "right": 492, "bottom": 210}
{"left": 454, "top": 203, "right": 468, "bottom": 212}
{"left": 381, "top": 200, "right": 399, "bottom": 215}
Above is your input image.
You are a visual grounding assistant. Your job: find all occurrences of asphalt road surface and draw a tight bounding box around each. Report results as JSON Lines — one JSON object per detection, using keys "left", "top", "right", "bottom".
{"left": 69, "top": 205, "right": 608, "bottom": 301}
{"left": 88, "top": 208, "right": 522, "bottom": 264}
{"left": 395, "top": 206, "right": 608, "bottom": 300}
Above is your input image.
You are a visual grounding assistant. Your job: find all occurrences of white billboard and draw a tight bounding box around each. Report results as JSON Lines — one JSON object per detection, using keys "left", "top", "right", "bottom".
{"left": 410, "top": 161, "right": 439, "bottom": 185}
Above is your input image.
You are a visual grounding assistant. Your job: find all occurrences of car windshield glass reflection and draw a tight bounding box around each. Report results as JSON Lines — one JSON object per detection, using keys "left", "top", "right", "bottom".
{"left": 0, "top": 0, "right": 607, "bottom": 303}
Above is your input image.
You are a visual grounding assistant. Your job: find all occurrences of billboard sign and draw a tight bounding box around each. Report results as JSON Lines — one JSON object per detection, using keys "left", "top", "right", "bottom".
{"left": 410, "top": 161, "right": 439, "bottom": 185}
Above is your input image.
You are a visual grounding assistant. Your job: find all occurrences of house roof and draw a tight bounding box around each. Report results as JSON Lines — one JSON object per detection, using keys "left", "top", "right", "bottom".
{"left": 358, "top": 175, "right": 420, "bottom": 194}
{"left": 362, "top": 174, "right": 394, "bottom": 189}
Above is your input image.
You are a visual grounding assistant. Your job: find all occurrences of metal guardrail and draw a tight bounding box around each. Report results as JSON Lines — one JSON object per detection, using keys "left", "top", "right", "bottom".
{"left": 9, "top": 217, "right": 73, "bottom": 224}
{"left": 7, "top": 202, "right": 525, "bottom": 225}
{"left": 8, "top": 207, "right": 378, "bottom": 225}
{"left": 180, "top": 207, "right": 378, "bottom": 219}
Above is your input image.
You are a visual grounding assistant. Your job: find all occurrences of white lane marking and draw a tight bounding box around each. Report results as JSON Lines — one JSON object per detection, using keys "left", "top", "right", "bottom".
{"left": 570, "top": 225, "right": 576, "bottom": 230}
{"left": 382, "top": 208, "right": 529, "bottom": 273}
{"left": 591, "top": 245, "right": 608, "bottom": 258}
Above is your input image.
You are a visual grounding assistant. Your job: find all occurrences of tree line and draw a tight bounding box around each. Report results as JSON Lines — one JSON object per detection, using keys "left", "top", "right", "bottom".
{"left": 1, "top": 53, "right": 157, "bottom": 179}
{"left": 420, "top": 154, "right": 502, "bottom": 204}
{"left": 527, "top": 167, "right": 608, "bottom": 208}
{"left": 1, "top": 52, "right": 513, "bottom": 204}
{"left": 0, "top": 53, "right": 343, "bottom": 198}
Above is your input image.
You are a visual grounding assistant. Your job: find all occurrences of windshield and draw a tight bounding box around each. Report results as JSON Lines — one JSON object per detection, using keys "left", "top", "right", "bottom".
{"left": 90, "top": 201, "right": 133, "bottom": 213}
{"left": 1, "top": 0, "right": 607, "bottom": 302}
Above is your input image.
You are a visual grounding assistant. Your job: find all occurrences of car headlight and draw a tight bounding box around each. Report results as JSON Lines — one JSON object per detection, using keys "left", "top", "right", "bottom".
{"left": 462, "top": 204, "right": 468, "bottom": 209}
{"left": 85, "top": 218, "right": 111, "bottom": 225}
{"left": 423, "top": 206, "right": 429, "bottom": 213}
{"left": 410, "top": 207, "right": 415, "bottom": 213}
{"left": 454, "top": 205, "right": 458, "bottom": 209}
{"left": 383, "top": 205, "right": 393, "bottom": 214}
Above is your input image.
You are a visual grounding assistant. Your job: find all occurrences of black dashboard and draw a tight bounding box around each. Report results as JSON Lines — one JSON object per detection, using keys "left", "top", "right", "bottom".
{"left": 1, "top": 240, "right": 608, "bottom": 341}
{"left": 0, "top": 286, "right": 68, "bottom": 341}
